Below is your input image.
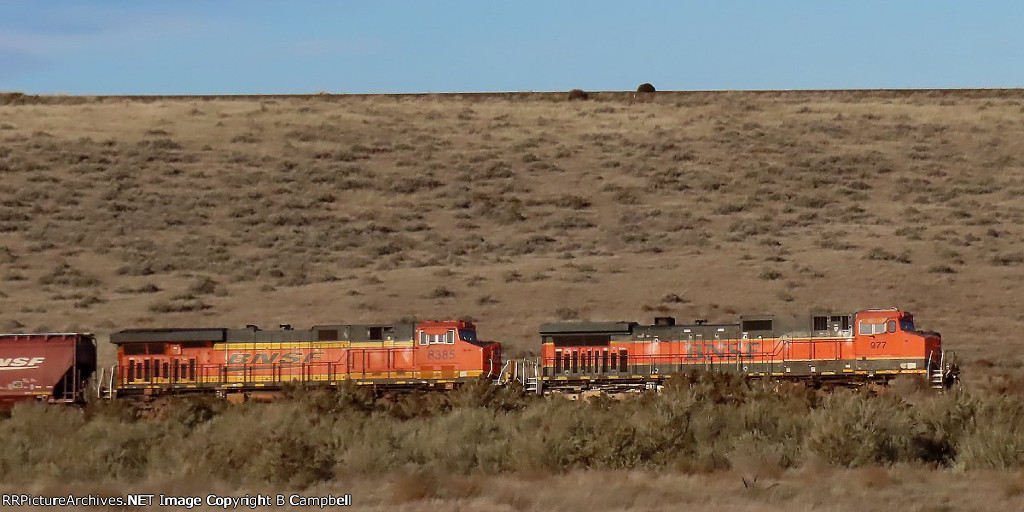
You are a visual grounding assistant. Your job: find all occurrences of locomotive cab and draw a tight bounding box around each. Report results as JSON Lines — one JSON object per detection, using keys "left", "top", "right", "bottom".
{"left": 853, "top": 309, "right": 941, "bottom": 369}
{"left": 415, "top": 321, "right": 501, "bottom": 380}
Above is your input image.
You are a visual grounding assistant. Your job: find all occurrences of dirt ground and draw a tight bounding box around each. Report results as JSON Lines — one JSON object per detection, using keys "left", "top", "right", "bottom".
{"left": 3, "top": 467, "right": 1024, "bottom": 511}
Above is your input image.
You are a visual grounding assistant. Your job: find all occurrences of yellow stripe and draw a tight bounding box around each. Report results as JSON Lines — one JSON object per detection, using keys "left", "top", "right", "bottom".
{"left": 850, "top": 369, "right": 927, "bottom": 375}
{"left": 119, "top": 369, "right": 485, "bottom": 387}
{"left": 213, "top": 340, "right": 415, "bottom": 350}
{"left": 781, "top": 356, "right": 923, "bottom": 362}
{"left": 543, "top": 336, "right": 855, "bottom": 346}
{"left": 858, "top": 356, "right": 926, "bottom": 361}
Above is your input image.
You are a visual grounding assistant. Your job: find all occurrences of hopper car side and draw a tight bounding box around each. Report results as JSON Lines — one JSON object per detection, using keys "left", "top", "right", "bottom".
{"left": 0, "top": 333, "right": 96, "bottom": 407}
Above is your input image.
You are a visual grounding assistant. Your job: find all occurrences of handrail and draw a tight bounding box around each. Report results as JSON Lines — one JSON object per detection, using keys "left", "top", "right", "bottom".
{"left": 496, "top": 359, "right": 512, "bottom": 384}
{"left": 538, "top": 340, "right": 842, "bottom": 368}
{"left": 494, "top": 358, "right": 540, "bottom": 393}
{"left": 485, "top": 356, "right": 497, "bottom": 379}
{"left": 95, "top": 364, "right": 117, "bottom": 399}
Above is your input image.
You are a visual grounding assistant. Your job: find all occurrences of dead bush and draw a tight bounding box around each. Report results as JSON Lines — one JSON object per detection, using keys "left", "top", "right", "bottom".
{"left": 188, "top": 276, "right": 222, "bottom": 296}
{"left": 148, "top": 298, "right": 212, "bottom": 313}
{"left": 38, "top": 262, "right": 100, "bottom": 288}
{"left": 866, "top": 247, "right": 911, "bottom": 263}
{"left": 567, "top": 89, "right": 589, "bottom": 101}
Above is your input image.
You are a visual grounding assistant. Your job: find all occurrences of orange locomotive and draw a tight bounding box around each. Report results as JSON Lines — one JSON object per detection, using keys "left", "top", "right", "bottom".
{"left": 537, "top": 308, "right": 958, "bottom": 391}
{"left": 106, "top": 320, "right": 501, "bottom": 397}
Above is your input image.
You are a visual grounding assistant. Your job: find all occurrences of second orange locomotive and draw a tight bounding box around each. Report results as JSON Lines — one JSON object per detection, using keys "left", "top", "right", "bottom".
{"left": 107, "top": 320, "right": 501, "bottom": 397}
{"left": 539, "top": 308, "right": 957, "bottom": 391}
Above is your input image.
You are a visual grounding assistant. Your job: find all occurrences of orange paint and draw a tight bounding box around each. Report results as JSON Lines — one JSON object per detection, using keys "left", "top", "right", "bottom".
{"left": 113, "top": 320, "right": 501, "bottom": 395}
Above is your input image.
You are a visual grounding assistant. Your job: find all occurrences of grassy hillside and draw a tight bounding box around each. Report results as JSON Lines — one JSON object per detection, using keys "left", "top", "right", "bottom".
{"left": 3, "top": 89, "right": 1024, "bottom": 510}
{"left": 2, "top": 90, "right": 1024, "bottom": 377}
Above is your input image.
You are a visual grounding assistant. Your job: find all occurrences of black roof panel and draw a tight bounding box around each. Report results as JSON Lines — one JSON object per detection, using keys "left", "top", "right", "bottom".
{"left": 539, "top": 322, "right": 635, "bottom": 335}
{"left": 110, "top": 328, "right": 226, "bottom": 344}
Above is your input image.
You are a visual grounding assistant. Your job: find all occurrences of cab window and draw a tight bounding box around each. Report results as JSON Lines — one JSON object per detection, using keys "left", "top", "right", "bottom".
{"left": 899, "top": 319, "right": 915, "bottom": 332}
{"left": 858, "top": 322, "right": 872, "bottom": 335}
{"left": 459, "top": 329, "right": 477, "bottom": 343}
{"left": 887, "top": 320, "right": 896, "bottom": 333}
{"left": 859, "top": 321, "right": 887, "bottom": 335}
{"left": 421, "top": 332, "right": 449, "bottom": 344}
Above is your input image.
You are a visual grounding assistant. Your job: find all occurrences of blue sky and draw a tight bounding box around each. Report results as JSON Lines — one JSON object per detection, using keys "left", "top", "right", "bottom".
{"left": 1, "top": 2, "right": 1022, "bottom": 94}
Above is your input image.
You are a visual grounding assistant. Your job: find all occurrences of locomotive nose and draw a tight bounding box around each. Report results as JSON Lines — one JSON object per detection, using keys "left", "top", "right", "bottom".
{"left": 923, "top": 332, "right": 942, "bottom": 362}
{"left": 487, "top": 343, "right": 503, "bottom": 374}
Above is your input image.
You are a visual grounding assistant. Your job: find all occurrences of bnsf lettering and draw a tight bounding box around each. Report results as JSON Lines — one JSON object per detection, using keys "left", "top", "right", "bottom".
{"left": 226, "top": 352, "right": 322, "bottom": 365}
{"left": 0, "top": 357, "right": 46, "bottom": 368}
{"left": 684, "top": 342, "right": 761, "bottom": 360}
{"left": 252, "top": 353, "right": 278, "bottom": 364}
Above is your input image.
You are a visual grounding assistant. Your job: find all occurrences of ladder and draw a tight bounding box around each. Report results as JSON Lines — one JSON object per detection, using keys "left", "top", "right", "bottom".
{"left": 525, "top": 368, "right": 540, "bottom": 394}
{"left": 929, "top": 366, "right": 944, "bottom": 389}
{"left": 928, "top": 350, "right": 957, "bottom": 390}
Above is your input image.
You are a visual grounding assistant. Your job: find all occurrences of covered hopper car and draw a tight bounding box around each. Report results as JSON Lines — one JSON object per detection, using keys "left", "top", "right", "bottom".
{"left": 0, "top": 333, "right": 96, "bottom": 407}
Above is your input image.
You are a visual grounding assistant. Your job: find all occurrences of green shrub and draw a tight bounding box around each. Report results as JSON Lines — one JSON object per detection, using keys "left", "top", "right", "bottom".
{"left": 2, "top": 373, "right": 1024, "bottom": 486}
{"left": 806, "top": 392, "right": 919, "bottom": 466}
{"left": 955, "top": 395, "right": 1024, "bottom": 469}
